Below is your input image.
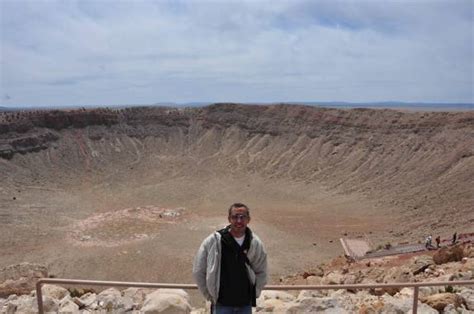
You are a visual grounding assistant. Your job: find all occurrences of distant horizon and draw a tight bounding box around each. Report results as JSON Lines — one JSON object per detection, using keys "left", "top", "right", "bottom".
{"left": 1, "top": 101, "right": 473, "bottom": 112}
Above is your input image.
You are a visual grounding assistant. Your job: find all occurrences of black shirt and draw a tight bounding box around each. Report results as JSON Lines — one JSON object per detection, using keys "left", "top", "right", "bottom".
{"left": 217, "top": 226, "right": 253, "bottom": 306}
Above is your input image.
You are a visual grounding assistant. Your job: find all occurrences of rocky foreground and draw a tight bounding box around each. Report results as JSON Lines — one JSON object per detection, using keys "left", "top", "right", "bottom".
{"left": 0, "top": 243, "right": 473, "bottom": 313}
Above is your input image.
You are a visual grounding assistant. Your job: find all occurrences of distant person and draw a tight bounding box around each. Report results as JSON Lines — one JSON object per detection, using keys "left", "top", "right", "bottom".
{"left": 425, "top": 235, "right": 433, "bottom": 249}
{"left": 193, "top": 203, "right": 268, "bottom": 314}
{"left": 452, "top": 232, "right": 457, "bottom": 245}
{"left": 435, "top": 236, "right": 441, "bottom": 248}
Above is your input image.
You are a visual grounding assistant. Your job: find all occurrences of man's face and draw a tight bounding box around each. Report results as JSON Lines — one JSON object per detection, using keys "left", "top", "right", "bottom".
{"left": 228, "top": 206, "right": 250, "bottom": 234}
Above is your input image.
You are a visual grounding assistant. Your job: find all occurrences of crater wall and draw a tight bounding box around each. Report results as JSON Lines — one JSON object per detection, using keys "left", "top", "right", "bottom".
{"left": 1, "top": 104, "right": 473, "bottom": 235}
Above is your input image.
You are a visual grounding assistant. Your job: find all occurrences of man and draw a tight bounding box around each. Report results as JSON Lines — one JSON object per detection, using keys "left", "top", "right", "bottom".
{"left": 425, "top": 235, "right": 433, "bottom": 249}
{"left": 193, "top": 203, "right": 267, "bottom": 314}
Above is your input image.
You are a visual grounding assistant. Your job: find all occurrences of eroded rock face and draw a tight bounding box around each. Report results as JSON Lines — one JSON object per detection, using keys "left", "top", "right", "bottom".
{"left": 1, "top": 104, "right": 473, "bottom": 242}
{"left": 0, "top": 263, "right": 48, "bottom": 298}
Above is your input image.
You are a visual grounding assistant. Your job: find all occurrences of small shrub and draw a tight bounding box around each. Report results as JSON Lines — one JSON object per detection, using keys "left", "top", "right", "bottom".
{"left": 68, "top": 287, "right": 96, "bottom": 297}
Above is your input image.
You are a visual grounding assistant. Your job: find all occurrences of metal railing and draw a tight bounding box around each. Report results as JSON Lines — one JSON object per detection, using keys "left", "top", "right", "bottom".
{"left": 36, "top": 278, "right": 474, "bottom": 314}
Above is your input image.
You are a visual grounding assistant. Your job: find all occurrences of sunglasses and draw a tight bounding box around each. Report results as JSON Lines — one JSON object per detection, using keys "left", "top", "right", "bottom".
{"left": 230, "top": 214, "right": 249, "bottom": 221}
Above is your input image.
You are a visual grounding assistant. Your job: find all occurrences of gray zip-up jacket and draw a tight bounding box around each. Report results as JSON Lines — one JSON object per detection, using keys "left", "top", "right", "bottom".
{"left": 192, "top": 229, "right": 268, "bottom": 303}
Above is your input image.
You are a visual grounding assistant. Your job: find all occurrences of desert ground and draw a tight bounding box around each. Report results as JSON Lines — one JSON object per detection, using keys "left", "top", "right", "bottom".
{"left": 0, "top": 104, "right": 472, "bottom": 292}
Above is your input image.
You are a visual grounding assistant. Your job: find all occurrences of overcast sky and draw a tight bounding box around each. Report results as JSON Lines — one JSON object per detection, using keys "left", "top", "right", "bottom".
{"left": 1, "top": 0, "right": 473, "bottom": 107}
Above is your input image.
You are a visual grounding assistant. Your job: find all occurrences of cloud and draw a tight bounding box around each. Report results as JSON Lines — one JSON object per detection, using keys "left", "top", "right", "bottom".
{"left": 1, "top": 0, "right": 472, "bottom": 106}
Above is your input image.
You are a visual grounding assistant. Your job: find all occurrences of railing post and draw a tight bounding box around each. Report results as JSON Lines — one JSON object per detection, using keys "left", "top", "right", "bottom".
{"left": 412, "top": 286, "right": 419, "bottom": 314}
{"left": 36, "top": 279, "right": 44, "bottom": 314}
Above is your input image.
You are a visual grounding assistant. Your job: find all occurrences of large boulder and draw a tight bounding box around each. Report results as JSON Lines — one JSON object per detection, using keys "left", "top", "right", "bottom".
{"left": 420, "top": 292, "right": 464, "bottom": 311}
{"left": 461, "top": 258, "right": 474, "bottom": 272}
{"left": 433, "top": 246, "right": 464, "bottom": 265}
{"left": 141, "top": 290, "right": 191, "bottom": 313}
{"left": 409, "top": 255, "right": 434, "bottom": 275}
{"left": 41, "top": 284, "right": 69, "bottom": 300}
{"left": 40, "top": 295, "right": 59, "bottom": 313}
{"left": 285, "top": 296, "right": 351, "bottom": 313}
{"left": 74, "top": 292, "right": 98, "bottom": 310}
{"left": 321, "top": 271, "right": 344, "bottom": 285}
{"left": 459, "top": 288, "right": 474, "bottom": 310}
{"left": 297, "top": 290, "right": 326, "bottom": 300}
{"left": 462, "top": 244, "right": 474, "bottom": 258}
{"left": 0, "top": 263, "right": 48, "bottom": 297}
{"left": 374, "top": 266, "right": 413, "bottom": 296}
{"left": 255, "top": 298, "right": 290, "bottom": 312}
{"left": 96, "top": 287, "right": 134, "bottom": 312}
{"left": 59, "top": 297, "right": 80, "bottom": 313}
{"left": 380, "top": 294, "right": 437, "bottom": 314}
{"left": 122, "top": 287, "right": 154, "bottom": 305}
{"left": 2, "top": 294, "right": 37, "bottom": 314}
{"left": 256, "top": 291, "right": 296, "bottom": 311}
{"left": 396, "top": 286, "right": 441, "bottom": 299}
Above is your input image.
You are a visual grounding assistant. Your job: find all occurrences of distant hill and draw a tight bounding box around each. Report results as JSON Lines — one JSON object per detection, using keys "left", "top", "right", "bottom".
{"left": 297, "top": 101, "right": 474, "bottom": 111}
{"left": 0, "top": 106, "right": 20, "bottom": 112}
{"left": 4, "top": 101, "right": 472, "bottom": 111}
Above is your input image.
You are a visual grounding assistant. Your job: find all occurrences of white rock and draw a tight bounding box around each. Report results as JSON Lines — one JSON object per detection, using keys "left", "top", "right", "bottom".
{"left": 41, "top": 295, "right": 59, "bottom": 313}
{"left": 78, "top": 292, "right": 97, "bottom": 309}
{"left": 122, "top": 287, "right": 153, "bottom": 305}
{"left": 4, "top": 302, "right": 18, "bottom": 314}
{"left": 97, "top": 287, "right": 127, "bottom": 311}
{"left": 13, "top": 294, "right": 37, "bottom": 314}
{"left": 286, "top": 297, "right": 351, "bottom": 313}
{"left": 6, "top": 294, "right": 17, "bottom": 302}
{"left": 442, "top": 303, "right": 460, "bottom": 314}
{"left": 258, "top": 290, "right": 295, "bottom": 302}
{"left": 406, "top": 303, "right": 439, "bottom": 314}
{"left": 329, "top": 289, "right": 349, "bottom": 298}
{"left": 256, "top": 298, "right": 289, "bottom": 312}
{"left": 59, "top": 298, "right": 79, "bottom": 313}
{"left": 397, "top": 286, "right": 440, "bottom": 298}
{"left": 42, "top": 284, "right": 69, "bottom": 300}
{"left": 154, "top": 288, "right": 190, "bottom": 302}
{"left": 380, "top": 294, "right": 412, "bottom": 313}
{"left": 322, "top": 271, "right": 344, "bottom": 285}
{"left": 98, "top": 287, "right": 122, "bottom": 298}
{"left": 141, "top": 290, "right": 191, "bottom": 313}
{"left": 297, "top": 290, "right": 326, "bottom": 300}
{"left": 459, "top": 288, "right": 474, "bottom": 310}
{"left": 381, "top": 294, "right": 438, "bottom": 314}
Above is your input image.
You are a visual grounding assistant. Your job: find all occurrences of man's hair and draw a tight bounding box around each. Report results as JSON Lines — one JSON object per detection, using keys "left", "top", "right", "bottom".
{"left": 228, "top": 203, "right": 250, "bottom": 217}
